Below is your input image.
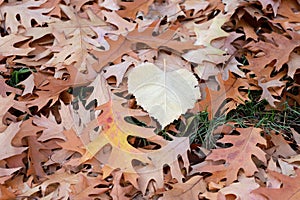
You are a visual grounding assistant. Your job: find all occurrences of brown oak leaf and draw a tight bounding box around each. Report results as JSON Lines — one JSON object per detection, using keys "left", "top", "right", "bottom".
{"left": 194, "top": 127, "right": 267, "bottom": 185}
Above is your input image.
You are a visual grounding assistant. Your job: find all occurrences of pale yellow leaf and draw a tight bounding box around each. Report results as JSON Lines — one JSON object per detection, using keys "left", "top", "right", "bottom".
{"left": 128, "top": 63, "right": 200, "bottom": 128}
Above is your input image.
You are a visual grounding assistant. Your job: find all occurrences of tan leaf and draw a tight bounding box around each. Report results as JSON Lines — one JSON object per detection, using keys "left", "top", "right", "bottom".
{"left": 291, "top": 128, "right": 300, "bottom": 144}
{"left": 0, "top": 35, "right": 34, "bottom": 58}
{"left": 0, "top": 122, "right": 27, "bottom": 160}
{"left": 217, "top": 176, "right": 262, "bottom": 200}
{"left": 286, "top": 52, "right": 300, "bottom": 78}
{"left": 182, "top": 45, "right": 228, "bottom": 65}
{"left": 270, "top": 131, "right": 297, "bottom": 158}
{"left": 117, "top": 0, "right": 154, "bottom": 19}
{"left": 33, "top": 113, "right": 65, "bottom": 142}
{"left": 182, "top": 0, "right": 209, "bottom": 14}
{"left": 17, "top": 74, "right": 35, "bottom": 96}
{"left": 258, "top": 78, "right": 285, "bottom": 107}
{"left": 0, "top": 79, "right": 22, "bottom": 97}
{"left": 0, "top": 167, "right": 21, "bottom": 178}
{"left": 194, "top": 14, "right": 229, "bottom": 46}
{"left": 195, "top": 127, "right": 266, "bottom": 185}
{"left": 85, "top": 73, "right": 110, "bottom": 107}
{"left": 0, "top": 0, "right": 53, "bottom": 33}
{"left": 253, "top": 169, "right": 300, "bottom": 200}
{"left": 245, "top": 31, "right": 300, "bottom": 75}
{"left": 257, "top": 0, "right": 281, "bottom": 15}
{"left": 0, "top": 94, "right": 15, "bottom": 132}
{"left": 193, "top": 73, "right": 249, "bottom": 119}
{"left": 103, "top": 56, "right": 138, "bottom": 87}
{"left": 160, "top": 176, "right": 206, "bottom": 200}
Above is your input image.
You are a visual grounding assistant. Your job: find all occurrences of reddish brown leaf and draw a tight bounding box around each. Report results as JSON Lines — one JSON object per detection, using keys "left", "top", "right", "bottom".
{"left": 253, "top": 169, "right": 300, "bottom": 200}
{"left": 195, "top": 127, "right": 266, "bottom": 185}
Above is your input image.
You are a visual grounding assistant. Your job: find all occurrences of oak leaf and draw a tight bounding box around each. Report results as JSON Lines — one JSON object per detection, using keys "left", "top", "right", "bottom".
{"left": 33, "top": 114, "right": 66, "bottom": 142}
{"left": 0, "top": 122, "right": 27, "bottom": 160}
{"left": 270, "top": 131, "right": 297, "bottom": 158}
{"left": 182, "top": 0, "right": 209, "bottom": 14}
{"left": 134, "top": 135, "right": 190, "bottom": 193}
{"left": 16, "top": 74, "right": 35, "bottom": 96}
{"left": 79, "top": 96, "right": 162, "bottom": 181}
{"left": 258, "top": 78, "right": 285, "bottom": 107}
{"left": 193, "top": 73, "right": 249, "bottom": 119}
{"left": 40, "top": 5, "right": 106, "bottom": 72}
{"left": 80, "top": 96, "right": 189, "bottom": 193}
{"left": 100, "top": 0, "right": 119, "bottom": 10}
{"left": 21, "top": 170, "right": 81, "bottom": 199}
{"left": 286, "top": 52, "right": 300, "bottom": 78}
{"left": 103, "top": 55, "right": 138, "bottom": 87}
{"left": 0, "top": 79, "right": 22, "bottom": 97}
{"left": 275, "top": 0, "right": 300, "bottom": 24}
{"left": 253, "top": 169, "right": 300, "bottom": 200}
{"left": 126, "top": 22, "right": 196, "bottom": 53}
{"left": 110, "top": 170, "right": 134, "bottom": 200}
{"left": 0, "top": 0, "right": 53, "bottom": 33}
{"left": 160, "top": 176, "right": 206, "bottom": 200}
{"left": 0, "top": 34, "right": 34, "bottom": 58}
{"left": 194, "top": 14, "right": 229, "bottom": 46}
{"left": 245, "top": 31, "right": 300, "bottom": 75}
{"left": 182, "top": 45, "right": 228, "bottom": 65}
{"left": 0, "top": 94, "right": 16, "bottom": 132}
{"left": 195, "top": 127, "right": 266, "bottom": 185}
{"left": 217, "top": 176, "right": 262, "bottom": 200}
{"left": 0, "top": 167, "right": 22, "bottom": 178}
{"left": 12, "top": 118, "right": 44, "bottom": 147}
{"left": 117, "top": 0, "right": 154, "bottom": 19}
{"left": 85, "top": 73, "right": 110, "bottom": 107}
{"left": 258, "top": 0, "right": 281, "bottom": 15}
{"left": 92, "top": 22, "right": 196, "bottom": 70}
{"left": 151, "top": 1, "right": 186, "bottom": 22}
{"left": 27, "top": 136, "right": 54, "bottom": 178}
{"left": 222, "top": 0, "right": 249, "bottom": 14}
{"left": 102, "top": 10, "right": 136, "bottom": 35}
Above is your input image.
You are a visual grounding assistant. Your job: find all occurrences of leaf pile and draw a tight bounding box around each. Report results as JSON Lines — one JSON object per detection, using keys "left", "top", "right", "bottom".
{"left": 0, "top": 0, "right": 300, "bottom": 199}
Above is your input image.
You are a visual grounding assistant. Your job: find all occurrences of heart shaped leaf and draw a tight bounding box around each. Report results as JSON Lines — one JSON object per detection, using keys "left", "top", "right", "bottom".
{"left": 128, "top": 63, "right": 200, "bottom": 128}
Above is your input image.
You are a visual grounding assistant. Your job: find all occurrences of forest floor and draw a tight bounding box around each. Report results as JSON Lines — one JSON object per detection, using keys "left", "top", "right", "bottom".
{"left": 0, "top": 0, "right": 300, "bottom": 199}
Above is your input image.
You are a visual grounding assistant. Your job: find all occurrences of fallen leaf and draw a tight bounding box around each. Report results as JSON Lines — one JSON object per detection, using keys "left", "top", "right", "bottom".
{"left": 0, "top": 94, "right": 16, "bottom": 132}
{"left": 217, "top": 176, "right": 262, "bottom": 200}
{"left": 253, "top": 169, "right": 300, "bottom": 200}
{"left": 0, "top": 0, "right": 53, "bottom": 33}
{"left": 160, "top": 176, "right": 206, "bottom": 200}
{"left": 286, "top": 52, "right": 300, "bottom": 78}
{"left": 0, "top": 122, "right": 27, "bottom": 160}
{"left": 194, "top": 14, "right": 229, "bottom": 46}
{"left": 117, "top": 0, "right": 154, "bottom": 19}
{"left": 128, "top": 63, "right": 200, "bottom": 128}
{"left": 85, "top": 73, "right": 110, "bottom": 107}
{"left": 195, "top": 127, "right": 266, "bottom": 185}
